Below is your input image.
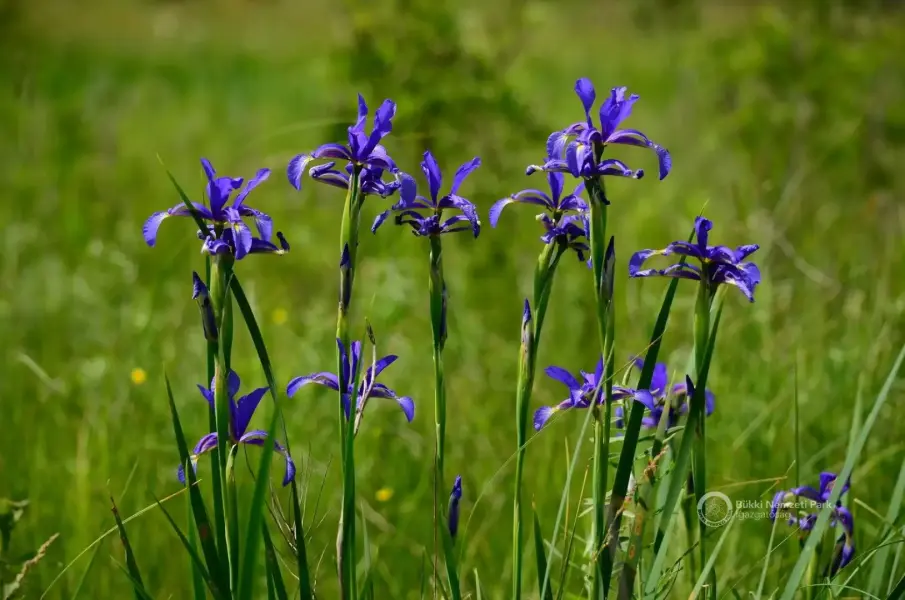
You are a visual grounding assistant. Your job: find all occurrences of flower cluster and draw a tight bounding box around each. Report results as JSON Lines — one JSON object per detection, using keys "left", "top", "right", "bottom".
{"left": 630, "top": 216, "right": 761, "bottom": 302}
{"left": 372, "top": 151, "right": 482, "bottom": 238}
{"left": 770, "top": 472, "right": 855, "bottom": 575}
{"left": 177, "top": 369, "right": 296, "bottom": 486}
{"left": 143, "top": 158, "right": 289, "bottom": 260}
{"left": 527, "top": 79, "right": 671, "bottom": 181}
{"left": 623, "top": 357, "right": 715, "bottom": 430}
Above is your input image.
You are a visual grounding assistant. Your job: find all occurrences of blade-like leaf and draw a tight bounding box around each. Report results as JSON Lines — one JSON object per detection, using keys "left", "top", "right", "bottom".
{"left": 867, "top": 443, "right": 905, "bottom": 593}
{"left": 164, "top": 372, "right": 227, "bottom": 595}
{"left": 689, "top": 513, "right": 737, "bottom": 599}
{"left": 187, "top": 500, "right": 207, "bottom": 600}
{"left": 532, "top": 507, "right": 555, "bottom": 600}
{"left": 262, "top": 523, "right": 289, "bottom": 600}
{"left": 154, "top": 494, "right": 220, "bottom": 599}
{"left": 779, "top": 342, "right": 905, "bottom": 600}
{"left": 69, "top": 542, "right": 101, "bottom": 600}
{"left": 110, "top": 496, "right": 148, "bottom": 600}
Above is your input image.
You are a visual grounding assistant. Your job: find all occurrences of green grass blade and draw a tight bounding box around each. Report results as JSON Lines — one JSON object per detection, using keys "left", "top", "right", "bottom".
{"left": 164, "top": 371, "right": 227, "bottom": 596}
{"left": 689, "top": 513, "right": 736, "bottom": 599}
{"left": 110, "top": 559, "right": 156, "bottom": 600}
{"left": 867, "top": 444, "right": 905, "bottom": 594}
{"left": 187, "top": 498, "right": 207, "bottom": 600}
{"left": 532, "top": 507, "right": 555, "bottom": 600}
{"left": 262, "top": 523, "right": 289, "bottom": 600}
{"left": 359, "top": 502, "right": 375, "bottom": 600}
{"left": 230, "top": 274, "right": 313, "bottom": 599}
{"left": 754, "top": 512, "right": 781, "bottom": 599}
{"left": 109, "top": 496, "right": 148, "bottom": 600}
{"left": 441, "top": 520, "right": 461, "bottom": 600}
{"left": 889, "top": 571, "right": 905, "bottom": 600}
{"left": 778, "top": 342, "right": 905, "bottom": 600}
{"left": 646, "top": 303, "right": 724, "bottom": 592}
{"left": 237, "top": 409, "right": 278, "bottom": 600}
{"left": 611, "top": 273, "right": 684, "bottom": 597}
{"left": 159, "top": 161, "right": 209, "bottom": 235}
{"left": 153, "top": 494, "right": 220, "bottom": 599}
{"left": 474, "top": 569, "right": 486, "bottom": 600}
{"left": 69, "top": 542, "right": 101, "bottom": 600}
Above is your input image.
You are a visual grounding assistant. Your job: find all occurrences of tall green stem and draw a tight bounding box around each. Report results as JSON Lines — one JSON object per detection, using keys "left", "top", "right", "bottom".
{"left": 512, "top": 240, "right": 565, "bottom": 600}
{"left": 209, "top": 251, "right": 237, "bottom": 593}
{"left": 585, "top": 173, "right": 613, "bottom": 600}
{"left": 692, "top": 280, "right": 711, "bottom": 590}
{"left": 336, "top": 166, "right": 362, "bottom": 600}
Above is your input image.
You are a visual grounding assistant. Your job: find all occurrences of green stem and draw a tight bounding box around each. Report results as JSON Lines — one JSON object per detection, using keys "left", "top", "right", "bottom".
{"left": 692, "top": 281, "right": 711, "bottom": 589}
{"left": 209, "top": 251, "right": 236, "bottom": 594}
{"left": 336, "top": 166, "right": 362, "bottom": 600}
{"left": 585, "top": 173, "right": 612, "bottom": 600}
{"left": 513, "top": 241, "right": 565, "bottom": 600}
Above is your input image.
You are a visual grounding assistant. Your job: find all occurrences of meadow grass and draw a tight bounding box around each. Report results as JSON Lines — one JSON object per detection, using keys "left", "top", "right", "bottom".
{"left": 1, "top": 0, "right": 905, "bottom": 597}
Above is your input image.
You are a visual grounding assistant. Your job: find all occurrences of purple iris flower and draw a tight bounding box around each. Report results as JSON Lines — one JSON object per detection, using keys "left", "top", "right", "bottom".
{"left": 287, "top": 94, "right": 398, "bottom": 192}
{"left": 629, "top": 216, "right": 762, "bottom": 302}
{"left": 489, "top": 171, "right": 590, "bottom": 262}
{"left": 285, "top": 339, "right": 414, "bottom": 424}
{"left": 770, "top": 472, "right": 855, "bottom": 575}
{"left": 625, "top": 357, "right": 716, "bottom": 430}
{"left": 143, "top": 159, "right": 277, "bottom": 260}
{"left": 177, "top": 370, "right": 296, "bottom": 486}
{"left": 533, "top": 357, "right": 654, "bottom": 431}
{"left": 371, "top": 151, "right": 481, "bottom": 238}
{"left": 448, "top": 475, "right": 462, "bottom": 539}
{"left": 527, "top": 78, "right": 671, "bottom": 181}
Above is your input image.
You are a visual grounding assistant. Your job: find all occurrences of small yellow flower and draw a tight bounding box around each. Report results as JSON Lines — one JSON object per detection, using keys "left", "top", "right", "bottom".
{"left": 131, "top": 368, "right": 147, "bottom": 385}
{"left": 375, "top": 487, "right": 393, "bottom": 502}
{"left": 272, "top": 307, "right": 288, "bottom": 326}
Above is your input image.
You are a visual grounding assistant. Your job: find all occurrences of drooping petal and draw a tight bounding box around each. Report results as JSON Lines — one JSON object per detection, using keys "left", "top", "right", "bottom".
{"left": 660, "top": 263, "right": 703, "bottom": 281}
{"left": 488, "top": 191, "right": 549, "bottom": 227}
{"left": 533, "top": 406, "right": 556, "bottom": 431}
{"left": 313, "top": 143, "right": 354, "bottom": 161}
{"left": 544, "top": 366, "right": 581, "bottom": 391}
{"left": 421, "top": 151, "right": 443, "bottom": 203}
{"left": 287, "top": 154, "right": 315, "bottom": 191}
{"left": 196, "top": 383, "right": 215, "bottom": 410}
{"left": 233, "top": 168, "right": 270, "bottom": 208}
{"left": 363, "top": 144, "right": 396, "bottom": 172}
{"left": 770, "top": 490, "right": 789, "bottom": 521}
{"left": 236, "top": 206, "right": 273, "bottom": 242}
{"left": 395, "top": 396, "right": 415, "bottom": 422}
{"left": 286, "top": 372, "right": 341, "bottom": 397}
{"left": 789, "top": 485, "right": 823, "bottom": 503}
{"left": 735, "top": 244, "right": 760, "bottom": 261}
{"left": 234, "top": 386, "right": 267, "bottom": 438}
{"left": 450, "top": 157, "right": 481, "bottom": 195}
{"left": 371, "top": 210, "right": 391, "bottom": 233}
{"left": 142, "top": 203, "right": 213, "bottom": 247}
{"left": 236, "top": 430, "right": 295, "bottom": 486}
{"left": 605, "top": 129, "right": 670, "bottom": 179}
{"left": 715, "top": 267, "right": 757, "bottom": 302}
{"left": 595, "top": 158, "right": 644, "bottom": 179}
{"left": 310, "top": 162, "right": 350, "bottom": 189}
{"left": 193, "top": 432, "right": 220, "bottom": 456}
{"left": 228, "top": 217, "right": 253, "bottom": 260}
{"left": 628, "top": 249, "right": 662, "bottom": 278}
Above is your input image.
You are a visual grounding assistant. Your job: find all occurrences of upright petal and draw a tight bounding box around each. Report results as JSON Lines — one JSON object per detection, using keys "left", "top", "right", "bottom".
{"left": 232, "top": 169, "right": 269, "bottom": 208}
{"left": 421, "top": 151, "right": 443, "bottom": 203}
{"left": 599, "top": 87, "right": 638, "bottom": 137}
{"left": 196, "top": 383, "right": 215, "bottom": 408}
{"left": 595, "top": 159, "right": 644, "bottom": 180}
{"left": 735, "top": 244, "right": 760, "bottom": 261}
{"left": 287, "top": 154, "right": 315, "bottom": 191}
{"left": 208, "top": 177, "right": 243, "bottom": 218}
{"left": 201, "top": 158, "right": 216, "bottom": 182}
{"left": 450, "top": 157, "right": 481, "bottom": 195}
{"left": 354, "top": 93, "right": 369, "bottom": 130}
{"left": 574, "top": 78, "right": 596, "bottom": 127}
{"left": 364, "top": 99, "right": 396, "bottom": 153}
{"left": 544, "top": 366, "right": 581, "bottom": 391}
{"left": 694, "top": 217, "right": 712, "bottom": 250}
{"left": 650, "top": 362, "right": 669, "bottom": 397}
{"left": 234, "top": 386, "right": 267, "bottom": 438}
{"left": 286, "top": 372, "right": 340, "bottom": 397}
{"left": 629, "top": 249, "right": 661, "bottom": 277}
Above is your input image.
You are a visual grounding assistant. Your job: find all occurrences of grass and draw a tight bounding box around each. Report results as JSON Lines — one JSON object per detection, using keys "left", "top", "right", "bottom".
{"left": 1, "top": 0, "right": 905, "bottom": 597}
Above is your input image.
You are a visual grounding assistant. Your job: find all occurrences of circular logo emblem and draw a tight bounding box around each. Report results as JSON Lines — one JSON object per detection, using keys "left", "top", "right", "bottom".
{"left": 697, "top": 491, "right": 733, "bottom": 528}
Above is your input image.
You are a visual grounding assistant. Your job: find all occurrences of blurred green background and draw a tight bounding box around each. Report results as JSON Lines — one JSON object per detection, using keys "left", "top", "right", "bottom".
{"left": 2, "top": 0, "right": 905, "bottom": 597}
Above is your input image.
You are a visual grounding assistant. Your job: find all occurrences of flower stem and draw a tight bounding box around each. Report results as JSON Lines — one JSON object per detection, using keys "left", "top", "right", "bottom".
{"left": 428, "top": 235, "right": 452, "bottom": 595}
{"left": 513, "top": 240, "right": 565, "bottom": 600}
{"left": 585, "top": 173, "right": 613, "bottom": 600}
{"left": 691, "top": 280, "right": 712, "bottom": 587}
{"left": 209, "top": 251, "right": 237, "bottom": 593}
{"left": 336, "top": 166, "right": 363, "bottom": 600}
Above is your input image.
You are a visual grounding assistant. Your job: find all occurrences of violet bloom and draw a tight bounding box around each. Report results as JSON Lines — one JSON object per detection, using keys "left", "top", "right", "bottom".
{"left": 533, "top": 357, "right": 654, "bottom": 430}
{"left": 287, "top": 94, "right": 398, "bottom": 192}
{"left": 625, "top": 357, "right": 715, "bottom": 430}
{"left": 770, "top": 472, "right": 855, "bottom": 575}
{"left": 527, "top": 78, "right": 671, "bottom": 181}
{"left": 143, "top": 159, "right": 278, "bottom": 260}
{"left": 448, "top": 475, "right": 462, "bottom": 539}
{"left": 489, "top": 171, "right": 590, "bottom": 262}
{"left": 177, "top": 370, "right": 296, "bottom": 486}
{"left": 629, "top": 216, "right": 761, "bottom": 302}
{"left": 286, "top": 339, "right": 414, "bottom": 423}
{"left": 372, "top": 151, "right": 481, "bottom": 237}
